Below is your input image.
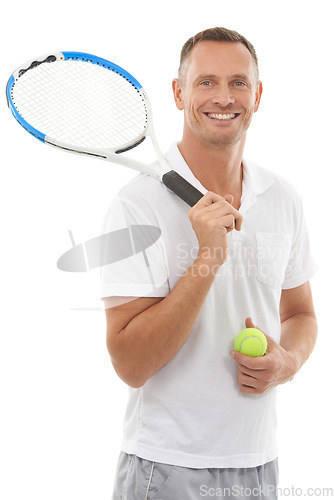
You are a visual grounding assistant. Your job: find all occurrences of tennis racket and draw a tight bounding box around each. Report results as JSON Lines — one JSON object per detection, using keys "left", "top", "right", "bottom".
{"left": 6, "top": 51, "right": 204, "bottom": 207}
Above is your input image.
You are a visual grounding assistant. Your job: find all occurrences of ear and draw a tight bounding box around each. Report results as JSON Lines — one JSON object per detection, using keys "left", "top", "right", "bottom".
{"left": 172, "top": 78, "right": 184, "bottom": 111}
{"left": 254, "top": 80, "right": 263, "bottom": 113}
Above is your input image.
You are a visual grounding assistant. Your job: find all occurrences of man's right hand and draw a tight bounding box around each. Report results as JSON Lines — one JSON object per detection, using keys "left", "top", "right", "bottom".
{"left": 188, "top": 191, "right": 243, "bottom": 269}
{"left": 106, "top": 190, "right": 242, "bottom": 388}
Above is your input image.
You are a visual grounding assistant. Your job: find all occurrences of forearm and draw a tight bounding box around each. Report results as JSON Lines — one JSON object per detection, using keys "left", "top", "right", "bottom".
{"left": 280, "top": 312, "right": 318, "bottom": 373}
{"left": 112, "top": 257, "right": 218, "bottom": 387}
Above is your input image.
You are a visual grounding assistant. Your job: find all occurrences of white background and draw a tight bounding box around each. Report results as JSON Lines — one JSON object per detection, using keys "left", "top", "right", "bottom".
{"left": 0, "top": 1, "right": 332, "bottom": 498}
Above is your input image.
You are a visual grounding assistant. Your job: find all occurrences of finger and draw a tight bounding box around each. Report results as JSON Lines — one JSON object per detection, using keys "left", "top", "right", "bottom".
{"left": 192, "top": 191, "right": 243, "bottom": 231}
{"left": 197, "top": 191, "right": 226, "bottom": 207}
{"left": 224, "top": 194, "right": 234, "bottom": 204}
{"left": 238, "top": 364, "right": 266, "bottom": 378}
{"left": 188, "top": 192, "right": 220, "bottom": 217}
{"left": 234, "top": 210, "right": 243, "bottom": 231}
{"left": 230, "top": 350, "right": 267, "bottom": 370}
{"left": 245, "top": 317, "right": 265, "bottom": 332}
{"left": 206, "top": 214, "right": 235, "bottom": 233}
{"left": 237, "top": 366, "right": 258, "bottom": 380}
{"left": 245, "top": 317, "right": 256, "bottom": 329}
{"left": 239, "top": 373, "right": 258, "bottom": 389}
{"left": 238, "top": 370, "right": 267, "bottom": 392}
{"left": 202, "top": 199, "right": 241, "bottom": 223}
{"left": 239, "top": 385, "right": 258, "bottom": 394}
{"left": 220, "top": 214, "right": 235, "bottom": 232}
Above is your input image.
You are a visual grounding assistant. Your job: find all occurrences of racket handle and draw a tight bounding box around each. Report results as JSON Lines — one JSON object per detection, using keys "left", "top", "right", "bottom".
{"left": 162, "top": 171, "right": 204, "bottom": 207}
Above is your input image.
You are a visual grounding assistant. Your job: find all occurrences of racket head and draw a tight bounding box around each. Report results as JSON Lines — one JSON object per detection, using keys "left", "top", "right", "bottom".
{"left": 6, "top": 51, "right": 150, "bottom": 156}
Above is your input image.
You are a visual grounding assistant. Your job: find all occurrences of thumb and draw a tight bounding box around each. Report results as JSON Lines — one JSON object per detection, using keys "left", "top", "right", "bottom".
{"left": 244, "top": 317, "right": 277, "bottom": 352}
{"left": 224, "top": 194, "right": 234, "bottom": 205}
{"left": 245, "top": 317, "right": 258, "bottom": 329}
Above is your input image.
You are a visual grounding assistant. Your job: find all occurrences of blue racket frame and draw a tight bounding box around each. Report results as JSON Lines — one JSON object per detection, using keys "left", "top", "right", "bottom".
{"left": 6, "top": 51, "right": 143, "bottom": 143}
{"left": 6, "top": 51, "right": 204, "bottom": 207}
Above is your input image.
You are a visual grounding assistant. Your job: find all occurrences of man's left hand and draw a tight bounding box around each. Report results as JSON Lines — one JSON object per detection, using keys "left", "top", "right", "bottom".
{"left": 230, "top": 317, "right": 298, "bottom": 394}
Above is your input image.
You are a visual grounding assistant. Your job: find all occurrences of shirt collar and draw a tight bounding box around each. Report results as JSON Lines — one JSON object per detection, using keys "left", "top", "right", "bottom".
{"left": 165, "top": 142, "right": 274, "bottom": 212}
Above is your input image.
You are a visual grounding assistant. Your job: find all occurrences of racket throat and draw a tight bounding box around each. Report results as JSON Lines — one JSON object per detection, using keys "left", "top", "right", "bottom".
{"left": 115, "top": 136, "right": 146, "bottom": 154}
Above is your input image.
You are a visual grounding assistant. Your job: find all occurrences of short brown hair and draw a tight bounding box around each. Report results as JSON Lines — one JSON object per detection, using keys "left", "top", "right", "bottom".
{"left": 178, "top": 27, "right": 259, "bottom": 83}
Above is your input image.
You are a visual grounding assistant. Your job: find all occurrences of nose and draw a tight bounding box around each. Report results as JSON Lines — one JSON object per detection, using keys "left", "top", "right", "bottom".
{"left": 212, "top": 84, "right": 235, "bottom": 107}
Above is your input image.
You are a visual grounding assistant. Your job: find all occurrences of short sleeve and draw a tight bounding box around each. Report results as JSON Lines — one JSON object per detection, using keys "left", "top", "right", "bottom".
{"left": 99, "top": 197, "right": 170, "bottom": 300}
{"left": 282, "top": 194, "right": 317, "bottom": 289}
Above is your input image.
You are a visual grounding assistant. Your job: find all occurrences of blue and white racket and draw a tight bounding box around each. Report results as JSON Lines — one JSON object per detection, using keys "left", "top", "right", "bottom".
{"left": 6, "top": 51, "right": 203, "bottom": 207}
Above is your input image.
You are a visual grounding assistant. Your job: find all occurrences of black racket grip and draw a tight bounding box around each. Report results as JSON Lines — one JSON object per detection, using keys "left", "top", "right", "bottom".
{"left": 162, "top": 170, "right": 204, "bottom": 207}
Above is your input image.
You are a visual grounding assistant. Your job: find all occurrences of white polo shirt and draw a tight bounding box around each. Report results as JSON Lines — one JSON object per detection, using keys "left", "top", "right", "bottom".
{"left": 100, "top": 143, "right": 316, "bottom": 468}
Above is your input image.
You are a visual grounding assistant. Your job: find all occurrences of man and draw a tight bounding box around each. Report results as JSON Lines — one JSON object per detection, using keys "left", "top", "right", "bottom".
{"left": 101, "top": 27, "right": 317, "bottom": 499}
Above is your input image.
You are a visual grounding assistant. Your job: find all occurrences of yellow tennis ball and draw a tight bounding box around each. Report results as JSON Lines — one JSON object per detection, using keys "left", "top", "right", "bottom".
{"left": 234, "top": 328, "right": 267, "bottom": 357}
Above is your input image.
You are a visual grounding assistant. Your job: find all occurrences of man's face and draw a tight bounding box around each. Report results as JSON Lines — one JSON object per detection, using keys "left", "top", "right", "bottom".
{"left": 173, "top": 41, "right": 263, "bottom": 149}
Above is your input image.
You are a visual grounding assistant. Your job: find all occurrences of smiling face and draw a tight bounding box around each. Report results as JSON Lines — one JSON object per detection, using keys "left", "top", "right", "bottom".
{"left": 173, "top": 41, "right": 263, "bottom": 149}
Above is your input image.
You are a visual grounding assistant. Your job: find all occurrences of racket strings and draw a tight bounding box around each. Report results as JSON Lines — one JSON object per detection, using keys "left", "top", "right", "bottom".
{"left": 11, "top": 60, "right": 148, "bottom": 149}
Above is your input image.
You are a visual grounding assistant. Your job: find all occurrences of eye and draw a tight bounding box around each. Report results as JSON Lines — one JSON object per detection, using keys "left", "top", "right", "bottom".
{"left": 199, "top": 81, "right": 212, "bottom": 86}
{"left": 234, "top": 81, "right": 247, "bottom": 87}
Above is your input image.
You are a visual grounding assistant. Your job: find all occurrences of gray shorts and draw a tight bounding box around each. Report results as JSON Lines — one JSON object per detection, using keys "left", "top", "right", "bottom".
{"left": 112, "top": 451, "right": 279, "bottom": 499}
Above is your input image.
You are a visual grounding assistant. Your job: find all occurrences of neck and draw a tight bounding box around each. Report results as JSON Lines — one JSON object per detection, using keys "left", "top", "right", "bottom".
{"left": 177, "top": 133, "right": 245, "bottom": 202}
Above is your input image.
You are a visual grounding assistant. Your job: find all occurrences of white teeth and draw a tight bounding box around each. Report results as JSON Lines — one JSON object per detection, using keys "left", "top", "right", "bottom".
{"left": 207, "top": 113, "right": 236, "bottom": 120}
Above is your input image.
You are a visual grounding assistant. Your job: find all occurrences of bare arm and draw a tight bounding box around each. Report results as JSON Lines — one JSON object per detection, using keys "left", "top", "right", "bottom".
{"left": 106, "top": 257, "right": 217, "bottom": 387}
{"left": 279, "top": 281, "right": 318, "bottom": 372}
{"left": 105, "top": 191, "right": 242, "bottom": 388}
